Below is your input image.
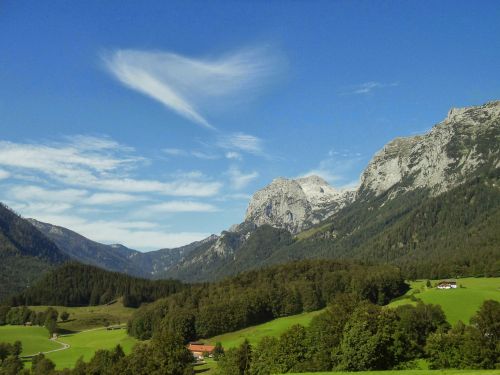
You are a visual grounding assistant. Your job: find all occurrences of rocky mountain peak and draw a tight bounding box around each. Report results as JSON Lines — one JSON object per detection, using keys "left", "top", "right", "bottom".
{"left": 244, "top": 175, "right": 355, "bottom": 234}
{"left": 359, "top": 101, "right": 500, "bottom": 198}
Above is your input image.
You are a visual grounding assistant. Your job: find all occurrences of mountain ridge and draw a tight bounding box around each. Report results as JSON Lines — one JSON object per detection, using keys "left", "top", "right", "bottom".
{"left": 159, "top": 100, "right": 500, "bottom": 281}
{"left": 2, "top": 100, "right": 498, "bottom": 289}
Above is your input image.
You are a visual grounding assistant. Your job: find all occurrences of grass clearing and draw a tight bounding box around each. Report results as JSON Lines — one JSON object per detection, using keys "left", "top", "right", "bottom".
{"left": 0, "top": 325, "right": 61, "bottom": 355}
{"left": 388, "top": 277, "right": 500, "bottom": 325}
{"left": 194, "top": 358, "right": 217, "bottom": 375}
{"left": 290, "top": 371, "right": 500, "bottom": 375}
{"left": 29, "top": 300, "right": 136, "bottom": 332}
{"left": 45, "top": 327, "right": 137, "bottom": 369}
{"left": 295, "top": 223, "right": 332, "bottom": 241}
{"left": 206, "top": 309, "right": 324, "bottom": 349}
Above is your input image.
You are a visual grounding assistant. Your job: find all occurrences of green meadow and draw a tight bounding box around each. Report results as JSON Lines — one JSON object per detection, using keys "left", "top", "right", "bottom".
{"left": 45, "top": 328, "right": 137, "bottom": 369}
{"left": 206, "top": 309, "right": 324, "bottom": 349}
{"left": 2, "top": 278, "right": 498, "bottom": 370}
{"left": 206, "top": 277, "right": 500, "bottom": 349}
{"left": 29, "top": 300, "right": 136, "bottom": 332}
{"left": 291, "top": 371, "right": 500, "bottom": 375}
{"left": 388, "top": 277, "right": 500, "bottom": 325}
{"left": 0, "top": 325, "right": 61, "bottom": 355}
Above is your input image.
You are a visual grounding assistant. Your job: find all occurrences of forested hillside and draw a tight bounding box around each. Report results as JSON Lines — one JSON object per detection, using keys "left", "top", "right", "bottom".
{"left": 271, "top": 170, "right": 500, "bottom": 279}
{"left": 0, "top": 203, "right": 68, "bottom": 302}
{"left": 11, "top": 263, "right": 184, "bottom": 307}
{"left": 127, "top": 260, "right": 407, "bottom": 341}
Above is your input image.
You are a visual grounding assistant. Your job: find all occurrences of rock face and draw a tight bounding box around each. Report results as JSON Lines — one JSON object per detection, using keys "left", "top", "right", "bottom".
{"left": 359, "top": 101, "right": 500, "bottom": 198}
{"left": 244, "top": 175, "right": 355, "bottom": 234}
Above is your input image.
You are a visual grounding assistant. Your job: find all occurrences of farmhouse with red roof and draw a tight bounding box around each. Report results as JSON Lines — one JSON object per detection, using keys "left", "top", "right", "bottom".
{"left": 187, "top": 342, "right": 216, "bottom": 360}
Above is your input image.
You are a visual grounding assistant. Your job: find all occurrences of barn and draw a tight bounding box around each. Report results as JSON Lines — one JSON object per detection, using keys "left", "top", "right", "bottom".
{"left": 437, "top": 280, "right": 457, "bottom": 289}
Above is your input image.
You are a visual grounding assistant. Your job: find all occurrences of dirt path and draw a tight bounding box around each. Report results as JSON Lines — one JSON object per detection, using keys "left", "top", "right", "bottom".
{"left": 22, "top": 338, "right": 69, "bottom": 357}
{"left": 22, "top": 324, "right": 127, "bottom": 358}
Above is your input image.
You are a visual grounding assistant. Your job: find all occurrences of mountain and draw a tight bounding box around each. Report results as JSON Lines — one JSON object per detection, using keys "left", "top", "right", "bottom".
{"left": 28, "top": 218, "right": 214, "bottom": 279}
{"left": 359, "top": 101, "right": 500, "bottom": 198}
{"left": 161, "top": 100, "right": 500, "bottom": 281}
{"left": 0, "top": 204, "right": 68, "bottom": 301}
{"left": 28, "top": 219, "right": 147, "bottom": 277}
{"left": 4, "top": 101, "right": 498, "bottom": 289}
{"left": 244, "top": 175, "right": 355, "bottom": 234}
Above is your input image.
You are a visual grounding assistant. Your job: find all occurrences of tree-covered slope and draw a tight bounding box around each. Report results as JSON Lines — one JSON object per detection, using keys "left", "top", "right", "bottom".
{"left": 271, "top": 171, "right": 500, "bottom": 279}
{"left": 0, "top": 203, "right": 68, "bottom": 302}
{"left": 159, "top": 101, "right": 500, "bottom": 282}
{"left": 128, "top": 260, "right": 407, "bottom": 341}
{"left": 12, "top": 262, "right": 185, "bottom": 307}
{"left": 29, "top": 218, "right": 215, "bottom": 279}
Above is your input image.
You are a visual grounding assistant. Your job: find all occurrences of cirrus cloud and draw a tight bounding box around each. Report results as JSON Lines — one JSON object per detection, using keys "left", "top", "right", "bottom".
{"left": 103, "top": 47, "right": 281, "bottom": 130}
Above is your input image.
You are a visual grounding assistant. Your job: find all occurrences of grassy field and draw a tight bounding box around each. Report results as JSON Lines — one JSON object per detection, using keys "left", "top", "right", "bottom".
{"left": 29, "top": 300, "right": 136, "bottom": 332}
{"left": 206, "top": 309, "right": 324, "bottom": 349}
{"left": 388, "top": 277, "right": 500, "bottom": 325}
{"left": 194, "top": 358, "right": 217, "bottom": 375}
{"left": 45, "top": 327, "right": 137, "bottom": 369}
{"left": 290, "top": 371, "right": 500, "bottom": 375}
{"left": 0, "top": 325, "right": 61, "bottom": 355}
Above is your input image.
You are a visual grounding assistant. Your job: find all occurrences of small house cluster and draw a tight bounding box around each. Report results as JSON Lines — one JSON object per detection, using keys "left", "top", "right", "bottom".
{"left": 437, "top": 280, "right": 457, "bottom": 289}
{"left": 187, "top": 342, "right": 216, "bottom": 360}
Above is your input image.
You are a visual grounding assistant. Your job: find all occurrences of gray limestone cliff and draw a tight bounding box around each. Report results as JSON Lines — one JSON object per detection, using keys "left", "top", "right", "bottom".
{"left": 359, "top": 101, "right": 500, "bottom": 199}
{"left": 244, "top": 175, "right": 355, "bottom": 234}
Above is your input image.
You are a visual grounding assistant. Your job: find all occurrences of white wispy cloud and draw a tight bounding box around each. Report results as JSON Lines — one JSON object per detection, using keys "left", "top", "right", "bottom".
{"left": 85, "top": 192, "right": 145, "bottom": 205}
{"left": 145, "top": 201, "right": 218, "bottom": 213}
{"left": 215, "top": 193, "right": 252, "bottom": 202}
{"left": 8, "top": 186, "right": 146, "bottom": 210}
{"left": 225, "top": 151, "right": 242, "bottom": 160}
{"left": 217, "top": 133, "right": 264, "bottom": 155}
{"left": 0, "top": 136, "right": 222, "bottom": 197}
{"left": 0, "top": 169, "right": 11, "bottom": 180}
{"left": 9, "top": 185, "right": 87, "bottom": 203}
{"left": 0, "top": 135, "right": 228, "bottom": 250}
{"left": 163, "top": 148, "right": 187, "bottom": 156}
{"left": 163, "top": 148, "right": 219, "bottom": 160}
{"left": 343, "top": 81, "right": 399, "bottom": 95}
{"left": 190, "top": 151, "right": 218, "bottom": 160}
{"left": 20, "top": 213, "right": 210, "bottom": 250}
{"left": 103, "top": 47, "right": 280, "bottom": 129}
{"left": 300, "top": 149, "right": 364, "bottom": 190}
{"left": 227, "top": 166, "right": 259, "bottom": 190}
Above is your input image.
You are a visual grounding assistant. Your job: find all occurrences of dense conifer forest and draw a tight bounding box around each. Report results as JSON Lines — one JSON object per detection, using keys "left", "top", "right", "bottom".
{"left": 260, "top": 172, "right": 500, "bottom": 279}
{"left": 0, "top": 203, "right": 68, "bottom": 301}
{"left": 10, "top": 263, "right": 184, "bottom": 307}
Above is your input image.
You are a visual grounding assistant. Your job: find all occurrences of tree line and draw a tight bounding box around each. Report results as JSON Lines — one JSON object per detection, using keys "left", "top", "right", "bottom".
{"left": 266, "top": 171, "right": 500, "bottom": 280}
{"left": 127, "top": 260, "right": 408, "bottom": 340}
{"left": 0, "top": 328, "right": 193, "bottom": 375}
{"left": 10, "top": 262, "right": 185, "bottom": 307}
{"left": 0, "top": 306, "right": 61, "bottom": 337}
{"left": 217, "top": 297, "right": 500, "bottom": 374}
{"left": 1, "top": 298, "right": 497, "bottom": 374}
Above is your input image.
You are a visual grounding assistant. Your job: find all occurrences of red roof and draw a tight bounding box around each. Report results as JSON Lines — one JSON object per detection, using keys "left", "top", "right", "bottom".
{"left": 188, "top": 344, "right": 215, "bottom": 353}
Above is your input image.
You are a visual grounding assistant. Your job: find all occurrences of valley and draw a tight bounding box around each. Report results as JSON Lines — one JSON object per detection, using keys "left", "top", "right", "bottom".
{"left": 1, "top": 101, "right": 499, "bottom": 374}
{"left": 1, "top": 276, "right": 498, "bottom": 371}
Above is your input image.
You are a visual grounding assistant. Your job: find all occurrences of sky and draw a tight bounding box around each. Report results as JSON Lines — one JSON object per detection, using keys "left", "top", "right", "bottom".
{"left": 0, "top": 1, "right": 499, "bottom": 250}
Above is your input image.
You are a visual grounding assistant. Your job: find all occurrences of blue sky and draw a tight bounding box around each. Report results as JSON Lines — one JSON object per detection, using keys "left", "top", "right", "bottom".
{"left": 0, "top": 1, "right": 499, "bottom": 250}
